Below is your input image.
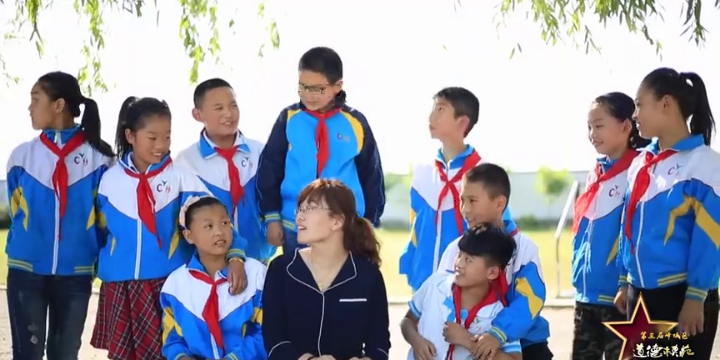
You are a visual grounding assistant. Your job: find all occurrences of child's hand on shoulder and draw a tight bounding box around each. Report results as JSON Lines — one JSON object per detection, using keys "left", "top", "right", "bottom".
{"left": 410, "top": 334, "right": 436, "bottom": 360}
{"left": 267, "top": 222, "right": 284, "bottom": 246}
{"left": 443, "top": 321, "right": 473, "bottom": 348}
{"left": 227, "top": 258, "right": 248, "bottom": 294}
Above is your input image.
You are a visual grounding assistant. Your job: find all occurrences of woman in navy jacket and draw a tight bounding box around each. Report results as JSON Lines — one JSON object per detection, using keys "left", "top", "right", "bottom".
{"left": 263, "top": 179, "right": 391, "bottom": 360}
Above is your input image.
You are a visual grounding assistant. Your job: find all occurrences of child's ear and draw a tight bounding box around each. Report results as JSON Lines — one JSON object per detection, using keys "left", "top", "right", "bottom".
{"left": 182, "top": 229, "right": 195, "bottom": 244}
{"left": 487, "top": 266, "right": 501, "bottom": 281}
{"left": 456, "top": 115, "right": 470, "bottom": 134}
{"left": 191, "top": 108, "right": 203, "bottom": 122}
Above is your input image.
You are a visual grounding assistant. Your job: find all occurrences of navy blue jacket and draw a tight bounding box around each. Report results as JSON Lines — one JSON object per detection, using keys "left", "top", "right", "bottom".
{"left": 262, "top": 250, "right": 391, "bottom": 360}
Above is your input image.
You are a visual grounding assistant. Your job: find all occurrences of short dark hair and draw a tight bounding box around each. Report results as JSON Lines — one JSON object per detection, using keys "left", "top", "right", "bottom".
{"left": 464, "top": 163, "right": 511, "bottom": 202}
{"left": 434, "top": 87, "right": 479, "bottom": 136}
{"left": 458, "top": 224, "right": 516, "bottom": 269}
{"left": 193, "top": 78, "right": 233, "bottom": 107}
{"left": 298, "top": 47, "right": 343, "bottom": 84}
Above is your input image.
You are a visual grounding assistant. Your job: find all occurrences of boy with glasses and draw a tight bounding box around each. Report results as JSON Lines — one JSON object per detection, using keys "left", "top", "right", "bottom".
{"left": 256, "top": 46, "right": 385, "bottom": 254}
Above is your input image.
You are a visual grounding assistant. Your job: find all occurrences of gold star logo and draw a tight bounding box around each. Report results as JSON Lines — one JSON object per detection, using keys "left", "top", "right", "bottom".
{"left": 603, "top": 294, "right": 678, "bottom": 360}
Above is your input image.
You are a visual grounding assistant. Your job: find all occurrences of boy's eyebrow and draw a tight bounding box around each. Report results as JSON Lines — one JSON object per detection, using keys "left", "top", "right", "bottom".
{"left": 30, "top": 90, "right": 38, "bottom": 95}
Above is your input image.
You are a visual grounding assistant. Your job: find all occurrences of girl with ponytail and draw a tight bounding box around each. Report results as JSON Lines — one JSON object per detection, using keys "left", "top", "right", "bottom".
{"left": 616, "top": 68, "right": 720, "bottom": 359}
{"left": 571, "top": 91, "right": 647, "bottom": 360}
{"left": 262, "top": 179, "right": 391, "bottom": 360}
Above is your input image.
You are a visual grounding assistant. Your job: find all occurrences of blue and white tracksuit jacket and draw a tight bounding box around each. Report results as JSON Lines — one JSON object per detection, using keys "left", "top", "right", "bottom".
{"left": 619, "top": 135, "right": 720, "bottom": 301}
{"left": 160, "top": 255, "right": 266, "bottom": 360}
{"left": 400, "top": 146, "right": 517, "bottom": 291}
{"left": 176, "top": 131, "right": 272, "bottom": 263}
{"left": 5, "top": 126, "right": 112, "bottom": 276}
{"left": 96, "top": 152, "right": 247, "bottom": 282}
{"left": 573, "top": 157, "right": 632, "bottom": 305}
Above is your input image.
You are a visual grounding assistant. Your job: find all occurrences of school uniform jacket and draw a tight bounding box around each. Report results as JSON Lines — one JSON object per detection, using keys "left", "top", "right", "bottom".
{"left": 263, "top": 250, "right": 391, "bottom": 360}
{"left": 176, "top": 131, "right": 271, "bottom": 262}
{"left": 572, "top": 157, "right": 632, "bottom": 306}
{"left": 618, "top": 135, "right": 720, "bottom": 301}
{"left": 160, "top": 256, "right": 266, "bottom": 360}
{"left": 96, "top": 152, "right": 247, "bottom": 282}
{"left": 400, "top": 145, "right": 518, "bottom": 291}
{"left": 6, "top": 126, "right": 113, "bottom": 276}
{"left": 409, "top": 272, "right": 521, "bottom": 360}
{"left": 437, "top": 227, "right": 549, "bottom": 347}
{"left": 255, "top": 103, "right": 385, "bottom": 232}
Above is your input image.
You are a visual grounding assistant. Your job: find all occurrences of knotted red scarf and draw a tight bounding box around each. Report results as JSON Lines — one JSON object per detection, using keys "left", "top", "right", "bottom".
{"left": 435, "top": 150, "right": 482, "bottom": 234}
{"left": 189, "top": 269, "right": 228, "bottom": 350}
{"left": 123, "top": 158, "right": 172, "bottom": 249}
{"left": 215, "top": 146, "right": 244, "bottom": 208}
{"left": 306, "top": 108, "right": 341, "bottom": 177}
{"left": 572, "top": 150, "right": 638, "bottom": 233}
{"left": 623, "top": 150, "right": 677, "bottom": 254}
{"left": 40, "top": 131, "right": 87, "bottom": 239}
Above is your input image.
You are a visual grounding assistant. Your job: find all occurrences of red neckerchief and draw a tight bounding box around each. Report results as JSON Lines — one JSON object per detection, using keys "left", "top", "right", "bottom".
{"left": 189, "top": 269, "right": 228, "bottom": 350}
{"left": 435, "top": 150, "right": 482, "bottom": 234}
{"left": 572, "top": 150, "right": 638, "bottom": 233}
{"left": 306, "top": 108, "right": 341, "bottom": 177}
{"left": 215, "top": 146, "right": 244, "bottom": 208}
{"left": 623, "top": 150, "right": 677, "bottom": 254}
{"left": 39, "top": 131, "right": 87, "bottom": 240}
{"left": 446, "top": 273, "right": 509, "bottom": 360}
{"left": 123, "top": 158, "right": 172, "bottom": 249}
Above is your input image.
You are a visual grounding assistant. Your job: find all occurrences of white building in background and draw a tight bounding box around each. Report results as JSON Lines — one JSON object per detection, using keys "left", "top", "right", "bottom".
{"left": 379, "top": 170, "right": 588, "bottom": 227}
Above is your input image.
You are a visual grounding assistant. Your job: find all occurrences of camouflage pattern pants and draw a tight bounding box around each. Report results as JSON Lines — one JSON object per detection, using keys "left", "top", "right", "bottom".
{"left": 571, "top": 302, "right": 624, "bottom": 360}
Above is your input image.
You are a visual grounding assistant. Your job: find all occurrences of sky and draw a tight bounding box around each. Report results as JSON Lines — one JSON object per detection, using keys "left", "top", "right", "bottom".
{"left": 0, "top": 0, "right": 719, "bottom": 174}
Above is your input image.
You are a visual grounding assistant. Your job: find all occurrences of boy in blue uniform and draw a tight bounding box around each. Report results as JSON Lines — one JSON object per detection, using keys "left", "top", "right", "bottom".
{"left": 256, "top": 46, "right": 385, "bottom": 254}
{"left": 176, "top": 78, "right": 271, "bottom": 262}
{"left": 437, "top": 164, "right": 552, "bottom": 359}
{"left": 400, "top": 87, "right": 517, "bottom": 291}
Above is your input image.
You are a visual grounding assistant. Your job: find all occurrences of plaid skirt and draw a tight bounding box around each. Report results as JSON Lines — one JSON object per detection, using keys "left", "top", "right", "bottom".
{"left": 91, "top": 279, "right": 166, "bottom": 360}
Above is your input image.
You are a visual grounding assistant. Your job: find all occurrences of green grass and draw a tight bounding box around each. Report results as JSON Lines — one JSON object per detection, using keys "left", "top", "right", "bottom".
{"left": 0, "top": 228, "right": 574, "bottom": 298}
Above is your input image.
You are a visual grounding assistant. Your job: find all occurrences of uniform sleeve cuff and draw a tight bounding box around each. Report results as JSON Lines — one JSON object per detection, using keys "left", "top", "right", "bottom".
{"left": 264, "top": 212, "right": 281, "bottom": 224}
{"left": 223, "top": 353, "right": 240, "bottom": 360}
{"left": 619, "top": 275, "right": 628, "bottom": 286}
{"left": 172, "top": 353, "right": 190, "bottom": 360}
{"left": 685, "top": 286, "right": 708, "bottom": 302}
{"left": 226, "top": 249, "right": 246, "bottom": 261}
{"left": 488, "top": 326, "right": 507, "bottom": 345}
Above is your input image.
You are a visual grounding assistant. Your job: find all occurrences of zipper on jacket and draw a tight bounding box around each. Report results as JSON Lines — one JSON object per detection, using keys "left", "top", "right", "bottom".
{"left": 52, "top": 197, "right": 60, "bottom": 274}
{"left": 134, "top": 218, "right": 142, "bottom": 279}
{"left": 634, "top": 202, "right": 646, "bottom": 287}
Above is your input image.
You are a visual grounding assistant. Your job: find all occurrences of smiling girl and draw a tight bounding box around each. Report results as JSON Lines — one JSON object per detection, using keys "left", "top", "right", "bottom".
{"left": 571, "top": 92, "right": 649, "bottom": 360}
{"left": 90, "top": 97, "right": 250, "bottom": 360}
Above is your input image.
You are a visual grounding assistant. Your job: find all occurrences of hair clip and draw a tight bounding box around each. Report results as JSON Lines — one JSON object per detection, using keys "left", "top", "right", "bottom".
{"left": 178, "top": 195, "right": 206, "bottom": 229}
{"left": 161, "top": 100, "right": 169, "bottom": 108}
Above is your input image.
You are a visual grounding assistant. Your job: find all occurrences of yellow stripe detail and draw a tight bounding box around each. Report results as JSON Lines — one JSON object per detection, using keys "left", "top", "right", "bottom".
{"left": 665, "top": 196, "right": 694, "bottom": 244}
{"left": 342, "top": 111, "right": 365, "bottom": 153}
{"left": 73, "top": 265, "right": 94, "bottom": 275}
{"left": 110, "top": 237, "right": 117, "bottom": 255}
{"left": 657, "top": 273, "right": 687, "bottom": 286}
{"left": 8, "top": 259, "right": 33, "bottom": 272}
{"left": 488, "top": 326, "right": 507, "bottom": 343}
{"left": 686, "top": 286, "right": 707, "bottom": 298}
{"left": 253, "top": 307, "right": 263, "bottom": 325}
{"left": 598, "top": 295, "right": 615, "bottom": 304}
{"left": 606, "top": 236, "right": 619, "bottom": 266}
{"left": 692, "top": 198, "right": 720, "bottom": 249}
{"left": 11, "top": 186, "right": 29, "bottom": 230}
{"left": 162, "top": 307, "right": 183, "bottom": 343}
{"left": 169, "top": 226, "right": 180, "bottom": 259}
{"left": 282, "top": 219, "right": 296, "bottom": 231}
{"left": 515, "top": 277, "right": 543, "bottom": 318}
{"left": 287, "top": 109, "right": 301, "bottom": 121}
